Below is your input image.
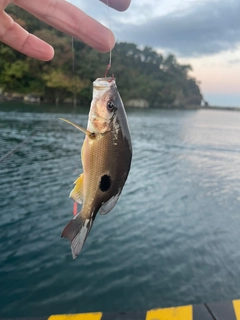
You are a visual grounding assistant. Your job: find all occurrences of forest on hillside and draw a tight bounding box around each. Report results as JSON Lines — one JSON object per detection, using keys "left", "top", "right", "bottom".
{"left": 0, "top": 4, "right": 203, "bottom": 107}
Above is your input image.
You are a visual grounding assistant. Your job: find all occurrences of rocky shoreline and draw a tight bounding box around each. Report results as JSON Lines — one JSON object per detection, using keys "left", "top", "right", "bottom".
{"left": 0, "top": 94, "right": 239, "bottom": 111}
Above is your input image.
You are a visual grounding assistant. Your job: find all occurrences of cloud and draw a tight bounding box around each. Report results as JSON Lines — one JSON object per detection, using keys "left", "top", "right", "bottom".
{"left": 228, "top": 59, "right": 240, "bottom": 64}
{"left": 114, "top": 0, "right": 240, "bottom": 57}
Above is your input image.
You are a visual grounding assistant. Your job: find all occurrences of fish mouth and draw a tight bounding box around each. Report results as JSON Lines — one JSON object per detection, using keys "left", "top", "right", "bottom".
{"left": 93, "top": 77, "right": 116, "bottom": 90}
{"left": 92, "top": 78, "right": 117, "bottom": 100}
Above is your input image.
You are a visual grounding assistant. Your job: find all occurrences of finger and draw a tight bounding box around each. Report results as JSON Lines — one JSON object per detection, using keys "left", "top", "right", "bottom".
{"left": 99, "top": 0, "right": 131, "bottom": 12}
{"left": 13, "top": 0, "right": 115, "bottom": 52}
{"left": 0, "top": 11, "right": 54, "bottom": 60}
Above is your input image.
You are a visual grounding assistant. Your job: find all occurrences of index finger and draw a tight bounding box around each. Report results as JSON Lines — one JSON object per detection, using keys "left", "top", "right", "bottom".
{"left": 99, "top": 0, "right": 131, "bottom": 12}
{"left": 13, "top": 0, "right": 115, "bottom": 52}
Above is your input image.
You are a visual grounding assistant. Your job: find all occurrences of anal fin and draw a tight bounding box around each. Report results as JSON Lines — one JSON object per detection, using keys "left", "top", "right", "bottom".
{"left": 70, "top": 174, "right": 84, "bottom": 204}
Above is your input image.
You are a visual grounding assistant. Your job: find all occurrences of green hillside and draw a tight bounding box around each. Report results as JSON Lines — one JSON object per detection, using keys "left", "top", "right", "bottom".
{"left": 0, "top": 4, "right": 203, "bottom": 107}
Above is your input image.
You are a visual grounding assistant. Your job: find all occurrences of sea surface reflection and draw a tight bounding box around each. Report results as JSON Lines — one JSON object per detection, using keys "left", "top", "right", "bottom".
{"left": 0, "top": 103, "right": 240, "bottom": 317}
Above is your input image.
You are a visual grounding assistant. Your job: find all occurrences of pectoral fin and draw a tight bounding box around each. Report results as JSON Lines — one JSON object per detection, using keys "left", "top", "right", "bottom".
{"left": 99, "top": 192, "right": 120, "bottom": 215}
{"left": 59, "top": 118, "right": 93, "bottom": 138}
{"left": 70, "top": 174, "right": 84, "bottom": 204}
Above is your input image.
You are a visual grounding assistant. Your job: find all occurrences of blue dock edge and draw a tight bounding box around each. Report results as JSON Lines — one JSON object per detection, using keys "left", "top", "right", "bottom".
{"left": 1, "top": 300, "right": 240, "bottom": 320}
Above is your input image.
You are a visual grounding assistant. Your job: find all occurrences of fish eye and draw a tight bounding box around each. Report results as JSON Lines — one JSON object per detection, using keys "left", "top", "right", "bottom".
{"left": 107, "top": 100, "right": 115, "bottom": 112}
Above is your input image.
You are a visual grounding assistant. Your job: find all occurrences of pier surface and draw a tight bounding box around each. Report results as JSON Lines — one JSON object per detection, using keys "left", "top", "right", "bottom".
{"left": 1, "top": 299, "right": 240, "bottom": 320}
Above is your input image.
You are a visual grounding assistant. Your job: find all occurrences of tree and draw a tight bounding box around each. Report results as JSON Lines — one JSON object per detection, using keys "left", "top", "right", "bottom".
{"left": 1, "top": 5, "right": 203, "bottom": 108}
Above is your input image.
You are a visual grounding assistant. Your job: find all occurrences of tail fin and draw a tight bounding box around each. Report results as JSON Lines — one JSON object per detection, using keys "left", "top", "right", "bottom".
{"left": 61, "top": 215, "right": 93, "bottom": 259}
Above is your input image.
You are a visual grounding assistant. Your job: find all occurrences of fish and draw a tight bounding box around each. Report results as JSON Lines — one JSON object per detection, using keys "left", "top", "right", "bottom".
{"left": 60, "top": 77, "right": 132, "bottom": 259}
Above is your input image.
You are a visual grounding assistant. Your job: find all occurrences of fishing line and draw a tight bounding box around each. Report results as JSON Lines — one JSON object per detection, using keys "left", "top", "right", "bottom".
{"left": 0, "top": 138, "right": 29, "bottom": 163}
{"left": 70, "top": 0, "right": 77, "bottom": 109}
{"left": 71, "top": 36, "right": 77, "bottom": 108}
{"left": 104, "top": 0, "right": 112, "bottom": 77}
{"left": 0, "top": 129, "right": 38, "bottom": 164}
{"left": 69, "top": 0, "right": 79, "bottom": 214}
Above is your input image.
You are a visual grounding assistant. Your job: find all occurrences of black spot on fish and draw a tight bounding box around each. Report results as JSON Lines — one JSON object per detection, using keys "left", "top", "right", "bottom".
{"left": 99, "top": 175, "right": 111, "bottom": 192}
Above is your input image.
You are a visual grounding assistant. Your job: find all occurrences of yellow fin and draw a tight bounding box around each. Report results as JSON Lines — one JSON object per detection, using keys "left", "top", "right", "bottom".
{"left": 70, "top": 174, "right": 84, "bottom": 204}
{"left": 59, "top": 118, "right": 94, "bottom": 138}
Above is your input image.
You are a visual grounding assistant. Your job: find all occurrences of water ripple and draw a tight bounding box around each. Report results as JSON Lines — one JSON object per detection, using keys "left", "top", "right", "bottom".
{"left": 1, "top": 106, "right": 240, "bottom": 317}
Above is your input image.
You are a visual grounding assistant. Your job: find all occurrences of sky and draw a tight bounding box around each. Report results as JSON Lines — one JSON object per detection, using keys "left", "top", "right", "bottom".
{"left": 72, "top": 0, "right": 240, "bottom": 107}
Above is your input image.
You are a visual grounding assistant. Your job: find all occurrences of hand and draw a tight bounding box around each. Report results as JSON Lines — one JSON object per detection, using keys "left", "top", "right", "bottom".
{"left": 0, "top": 0, "right": 131, "bottom": 61}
